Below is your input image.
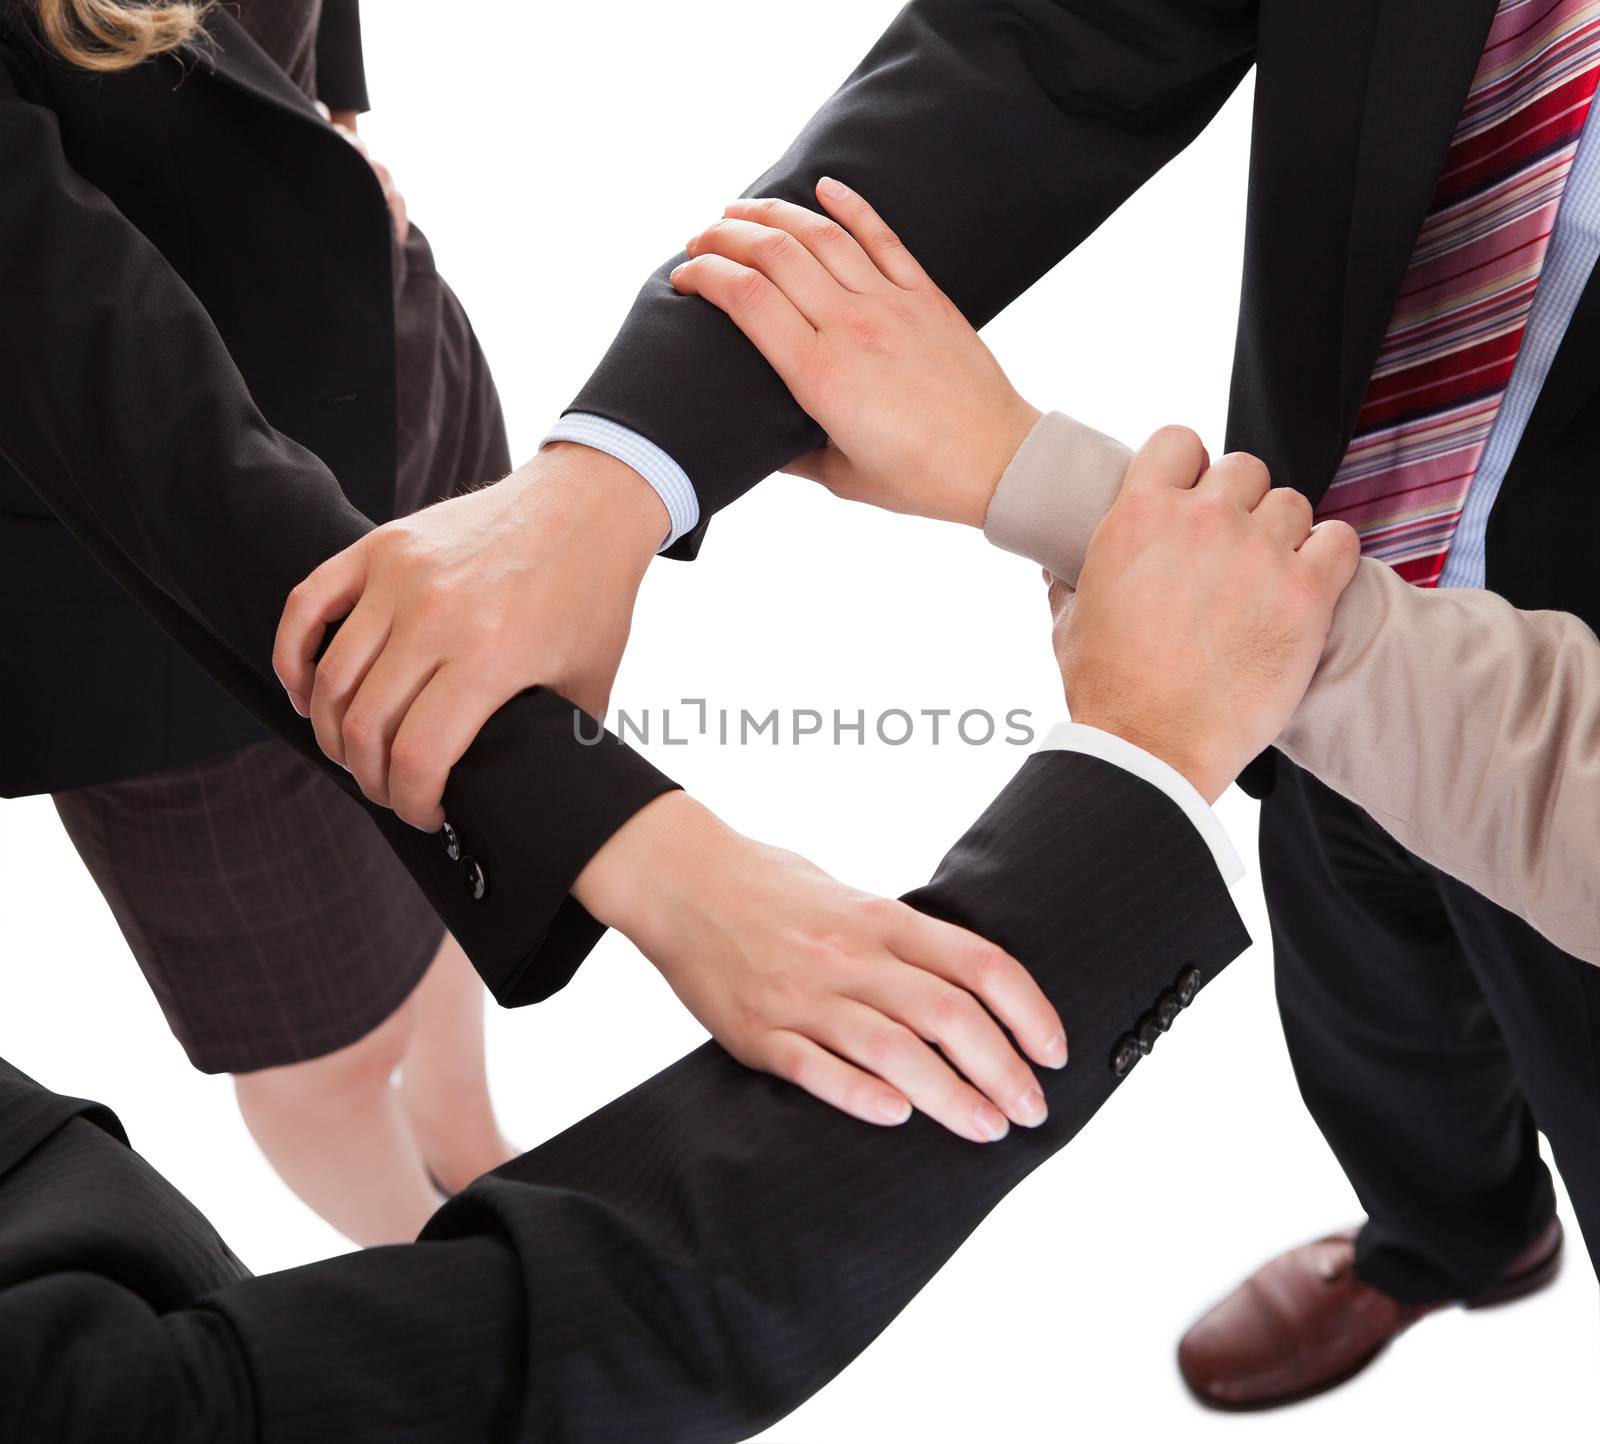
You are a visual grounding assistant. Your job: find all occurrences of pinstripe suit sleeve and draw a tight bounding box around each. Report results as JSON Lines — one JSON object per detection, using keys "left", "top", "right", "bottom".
{"left": 568, "top": 0, "right": 1258, "bottom": 556}
{"left": 208, "top": 751, "right": 1249, "bottom": 1442}
{"left": 0, "top": 759, "right": 1244, "bottom": 1441}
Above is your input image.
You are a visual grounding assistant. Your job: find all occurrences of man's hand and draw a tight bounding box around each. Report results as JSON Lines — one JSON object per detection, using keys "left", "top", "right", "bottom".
{"left": 273, "top": 444, "right": 668, "bottom": 829}
{"left": 1052, "top": 428, "right": 1360, "bottom": 803}
{"left": 574, "top": 792, "right": 1069, "bottom": 1143}
{"left": 671, "top": 178, "right": 1040, "bottom": 526}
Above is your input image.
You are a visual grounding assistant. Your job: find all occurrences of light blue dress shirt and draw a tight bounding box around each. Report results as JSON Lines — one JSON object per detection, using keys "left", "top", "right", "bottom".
{"left": 1438, "top": 102, "right": 1600, "bottom": 588}
{"left": 551, "top": 106, "right": 1600, "bottom": 570}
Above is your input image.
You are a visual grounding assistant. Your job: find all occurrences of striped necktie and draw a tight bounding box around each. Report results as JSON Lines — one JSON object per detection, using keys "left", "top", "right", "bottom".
{"left": 1317, "top": 0, "right": 1600, "bottom": 586}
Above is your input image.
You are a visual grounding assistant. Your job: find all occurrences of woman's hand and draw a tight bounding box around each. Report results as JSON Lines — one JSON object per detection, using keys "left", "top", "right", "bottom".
{"left": 273, "top": 444, "right": 670, "bottom": 829}
{"left": 575, "top": 793, "right": 1069, "bottom": 1143}
{"left": 671, "top": 177, "right": 1040, "bottom": 526}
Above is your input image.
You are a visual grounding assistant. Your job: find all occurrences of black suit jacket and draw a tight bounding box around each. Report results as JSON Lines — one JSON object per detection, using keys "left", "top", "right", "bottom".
{"left": 0, "top": 0, "right": 390, "bottom": 795}
{"left": 0, "top": 751, "right": 1248, "bottom": 1442}
{"left": 0, "top": 5, "right": 683, "bottom": 1006}
{"left": 570, "top": 0, "right": 1600, "bottom": 632}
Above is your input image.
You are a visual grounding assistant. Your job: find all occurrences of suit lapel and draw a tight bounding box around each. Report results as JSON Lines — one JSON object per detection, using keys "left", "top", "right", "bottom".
{"left": 181, "top": 9, "right": 327, "bottom": 129}
{"left": 1337, "top": 0, "right": 1501, "bottom": 433}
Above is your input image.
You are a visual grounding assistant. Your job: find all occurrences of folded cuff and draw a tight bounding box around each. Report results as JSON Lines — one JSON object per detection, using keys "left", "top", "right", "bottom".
{"left": 983, "top": 411, "right": 1132, "bottom": 584}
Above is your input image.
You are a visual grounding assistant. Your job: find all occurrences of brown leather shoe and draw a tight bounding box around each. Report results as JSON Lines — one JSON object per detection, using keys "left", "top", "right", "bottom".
{"left": 1177, "top": 1216, "right": 1563, "bottom": 1410}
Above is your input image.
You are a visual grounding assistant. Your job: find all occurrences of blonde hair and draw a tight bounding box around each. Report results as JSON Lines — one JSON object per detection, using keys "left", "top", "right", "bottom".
{"left": 34, "top": 0, "right": 208, "bottom": 72}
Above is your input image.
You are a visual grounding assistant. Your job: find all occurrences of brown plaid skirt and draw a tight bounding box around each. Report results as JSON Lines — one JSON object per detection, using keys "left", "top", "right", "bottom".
{"left": 53, "top": 738, "right": 445, "bottom": 1074}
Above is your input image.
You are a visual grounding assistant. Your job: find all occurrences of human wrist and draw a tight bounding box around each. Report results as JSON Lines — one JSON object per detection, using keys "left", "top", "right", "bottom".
{"left": 519, "top": 442, "right": 671, "bottom": 564}
{"left": 1066, "top": 707, "right": 1235, "bottom": 805}
{"left": 953, "top": 395, "right": 1042, "bottom": 528}
{"left": 570, "top": 790, "right": 720, "bottom": 941}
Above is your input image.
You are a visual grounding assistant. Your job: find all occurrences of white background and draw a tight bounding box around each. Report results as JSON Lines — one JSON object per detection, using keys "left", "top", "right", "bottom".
{"left": 2, "top": 1, "right": 1593, "bottom": 1438}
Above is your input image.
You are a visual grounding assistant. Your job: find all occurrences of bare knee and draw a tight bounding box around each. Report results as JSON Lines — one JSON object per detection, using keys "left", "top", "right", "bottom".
{"left": 236, "top": 1001, "right": 412, "bottom": 1123}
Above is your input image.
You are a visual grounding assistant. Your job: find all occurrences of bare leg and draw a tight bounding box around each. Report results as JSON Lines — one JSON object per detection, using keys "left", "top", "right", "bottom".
{"left": 234, "top": 936, "right": 511, "bottom": 1242}
{"left": 398, "top": 933, "right": 517, "bottom": 1194}
{"left": 234, "top": 997, "right": 440, "bottom": 1247}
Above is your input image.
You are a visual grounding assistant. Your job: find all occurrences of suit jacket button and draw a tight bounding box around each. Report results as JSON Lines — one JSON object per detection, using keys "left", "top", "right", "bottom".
{"left": 1136, "top": 1015, "right": 1161, "bottom": 1055}
{"left": 440, "top": 822, "right": 462, "bottom": 862}
{"left": 1176, "top": 966, "right": 1203, "bottom": 1007}
{"left": 462, "top": 856, "right": 487, "bottom": 901}
{"left": 1155, "top": 990, "right": 1182, "bottom": 1031}
{"left": 1111, "top": 1036, "right": 1141, "bottom": 1078}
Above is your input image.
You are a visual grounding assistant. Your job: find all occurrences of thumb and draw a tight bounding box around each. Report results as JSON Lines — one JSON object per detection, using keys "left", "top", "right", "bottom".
{"left": 1299, "top": 520, "right": 1362, "bottom": 602}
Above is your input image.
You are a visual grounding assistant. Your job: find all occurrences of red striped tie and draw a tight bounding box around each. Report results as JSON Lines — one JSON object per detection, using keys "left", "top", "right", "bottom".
{"left": 1317, "top": 0, "right": 1600, "bottom": 587}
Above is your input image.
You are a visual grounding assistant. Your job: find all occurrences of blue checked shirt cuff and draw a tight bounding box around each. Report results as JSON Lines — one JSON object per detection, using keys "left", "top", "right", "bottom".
{"left": 1036, "top": 722, "right": 1247, "bottom": 887}
{"left": 543, "top": 414, "right": 701, "bottom": 552}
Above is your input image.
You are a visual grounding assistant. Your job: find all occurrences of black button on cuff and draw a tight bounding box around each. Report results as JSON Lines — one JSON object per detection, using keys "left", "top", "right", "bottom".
{"left": 1155, "top": 990, "right": 1182, "bottom": 1031}
{"left": 1136, "top": 1015, "right": 1161, "bottom": 1055}
{"left": 1176, "top": 966, "right": 1203, "bottom": 1007}
{"left": 461, "top": 856, "right": 487, "bottom": 901}
{"left": 1111, "top": 1035, "right": 1141, "bottom": 1078}
{"left": 440, "top": 822, "right": 461, "bottom": 862}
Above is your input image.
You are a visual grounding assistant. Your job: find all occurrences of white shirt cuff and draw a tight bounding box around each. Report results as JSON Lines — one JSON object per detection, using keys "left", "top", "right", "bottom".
{"left": 544, "top": 414, "right": 701, "bottom": 551}
{"left": 1036, "top": 722, "right": 1246, "bottom": 887}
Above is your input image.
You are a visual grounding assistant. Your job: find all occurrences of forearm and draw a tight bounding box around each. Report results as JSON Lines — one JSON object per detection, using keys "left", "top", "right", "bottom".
{"left": 221, "top": 753, "right": 1249, "bottom": 1441}
{"left": 986, "top": 412, "right": 1600, "bottom": 962}
{"left": 571, "top": 0, "right": 1256, "bottom": 535}
{"left": 199, "top": 1236, "right": 525, "bottom": 1442}
{"left": 12, "top": 759, "right": 1242, "bottom": 1443}
{"left": 0, "top": 1280, "right": 253, "bottom": 1443}
{"left": 1273, "top": 568, "right": 1600, "bottom": 964}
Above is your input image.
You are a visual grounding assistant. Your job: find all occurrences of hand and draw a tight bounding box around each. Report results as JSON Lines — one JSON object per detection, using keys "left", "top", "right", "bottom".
{"left": 273, "top": 443, "right": 669, "bottom": 829}
{"left": 574, "top": 792, "right": 1069, "bottom": 1143}
{"left": 671, "top": 177, "right": 1040, "bottom": 527}
{"left": 1050, "top": 428, "right": 1360, "bottom": 803}
{"left": 329, "top": 113, "right": 409, "bottom": 242}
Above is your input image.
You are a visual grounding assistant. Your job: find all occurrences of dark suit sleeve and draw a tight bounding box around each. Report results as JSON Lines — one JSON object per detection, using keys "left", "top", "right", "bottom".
{"left": 0, "top": 757, "right": 1243, "bottom": 1441}
{"left": 570, "top": 0, "right": 1259, "bottom": 555}
{"left": 315, "top": 0, "right": 370, "bottom": 113}
{"left": 0, "top": 52, "right": 676, "bottom": 1006}
{"left": 209, "top": 752, "right": 1250, "bottom": 1441}
{"left": 0, "top": 1277, "right": 257, "bottom": 1443}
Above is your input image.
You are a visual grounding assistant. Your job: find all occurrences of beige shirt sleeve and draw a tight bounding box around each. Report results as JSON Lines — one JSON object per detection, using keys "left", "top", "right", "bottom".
{"left": 985, "top": 411, "right": 1600, "bottom": 965}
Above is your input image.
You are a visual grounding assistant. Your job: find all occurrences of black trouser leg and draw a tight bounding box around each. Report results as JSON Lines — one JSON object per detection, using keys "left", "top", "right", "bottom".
{"left": 1261, "top": 759, "right": 1558, "bottom": 1304}
{"left": 1432, "top": 861, "right": 1600, "bottom": 1281}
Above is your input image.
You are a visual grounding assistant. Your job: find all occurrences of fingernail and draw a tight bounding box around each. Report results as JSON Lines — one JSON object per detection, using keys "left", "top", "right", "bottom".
{"left": 817, "top": 175, "right": 845, "bottom": 200}
{"left": 669, "top": 263, "right": 686, "bottom": 283}
{"left": 878, "top": 1095, "right": 912, "bottom": 1125}
{"left": 683, "top": 237, "right": 697, "bottom": 256}
{"left": 288, "top": 692, "right": 309, "bottom": 718}
{"left": 1042, "top": 1030, "right": 1068, "bottom": 1069}
{"left": 1016, "top": 1087, "right": 1047, "bottom": 1127}
{"left": 974, "top": 1104, "right": 1010, "bottom": 1143}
